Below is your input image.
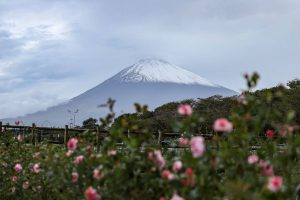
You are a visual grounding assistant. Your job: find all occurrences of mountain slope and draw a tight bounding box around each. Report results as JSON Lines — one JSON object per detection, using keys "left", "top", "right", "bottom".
{"left": 2, "top": 59, "right": 238, "bottom": 127}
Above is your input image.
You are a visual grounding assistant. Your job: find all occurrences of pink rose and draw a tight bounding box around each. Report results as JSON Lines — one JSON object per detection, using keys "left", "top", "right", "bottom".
{"left": 161, "top": 170, "right": 175, "bottom": 181}
{"left": 259, "top": 161, "right": 273, "bottom": 176}
{"left": 248, "top": 154, "right": 259, "bottom": 164}
{"left": 288, "top": 126, "right": 295, "bottom": 133}
{"left": 11, "top": 187, "right": 16, "bottom": 193}
{"left": 67, "top": 138, "right": 78, "bottom": 151}
{"left": 185, "top": 168, "right": 193, "bottom": 176}
{"left": 172, "top": 161, "right": 183, "bottom": 173}
{"left": 171, "top": 193, "right": 184, "bottom": 200}
{"left": 32, "top": 152, "right": 40, "bottom": 159}
{"left": 213, "top": 118, "right": 233, "bottom": 132}
{"left": 22, "top": 181, "right": 29, "bottom": 189}
{"left": 279, "top": 129, "right": 287, "bottom": 137}
{"left": 190, "top": 136, "right": 205, "bottom": 158}
{"left": 17, "top": 134, "right": 23, "bottom": 142}
{"left": 72, "top": 172, "right": 79, "bottom": 183}
{"left": 15, "top": 120, "right": 20, "bottom": 126}
{"left": 237, "top": 93, "right": 247, "bottom": 105}
{"left": 147, "top": 152, "right": 153, "bottom": 161}
{"left": 178, "top": 105, "right": 193, "bottom": 116}
{"left": 32, "top": 163, "right": 41, "bottom": 173}
{"left": 66, "top": 150, "right": 73, "bottom": 157}
{"left": 107, "top": 150, "right": 117, "bottom": 156}
{"left": 153, "top": 150, "right": 165, "bottom": 169}
{"left": 259, "top": 160, "right": 268, "bottom": 168}
{"left": 266, "top": 130, "right": 274, "bottom": 138}
{"left": 93, "top": 168, "right": 103, "bottom": 180}
{"left": 179, "top": 137, "right": 189, "bottom": 146}
{"left": 267, "top": 176, "right": 283, "bottom": 192}
{"left": 14, "top": 164, "right": 22, "bottom": 173}
{"left": 148, "top": 150, "right": 166, "bottom": 169}
{"left": 86, "top": 145, "right": 93, "bottom": 154}
{"left": 84, "top": 186, "right": 101, "bottom": 200}
{"left": 12, "top": 176, "right": 17, "bottom": 182}
{"left": 73, "top": 155, "right": 84, "bottom": 164}
{"left": 262, "top": 165, "right": 273, "bottom": 176}
{"left": 181, "top": 177, "right": 196, "bottom": 187}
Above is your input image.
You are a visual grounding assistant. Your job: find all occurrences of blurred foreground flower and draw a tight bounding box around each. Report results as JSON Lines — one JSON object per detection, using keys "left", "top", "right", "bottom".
{"left": 213, "top": 118, "right": 233, "bottom": 132}
{"left": 161, "top": 170, "right": 175, "bottom": 181}
{"left": 190, "top": 136, "right": 205, "bottom": 158}
{"left": 267, "top": 176, "right": 283, "bottom": 192}
{"left": 266, "top": 130, "right": 274, "bottom": 138}
{"left": 17, "top": 134, "right": 23, "bottom": 142}
{"left": 74, "top": 155, "right": 85, "bottom": 164}
{"left": 171, "top": 193, "right": 184, "bottom": 200}
{"left": 22, "top": 181, "right": 30, "bottom": 189}
{"left": 32, "top": 163, "right": 41, "bottom": 173}
{"left": 32, "top": 152, "right": 40, "bottom": 159}
{"left": 178, "top": 137, "right": 189, "bottom": 146}
{"left": 237, "top": 93, "right": 247, "bottom": 105}
{"left": 248, "top": 154, "right": 259, "bottom": 164}
{"left": 85, "top": 186, "right": 101, "bottom": 200}
{"left": 72, "top": 172, "right": 79, "bottom": 183}
{"left": 172, "top": 160, "right": 183, "bottom": 173}
{"left": 148, "top": 150, "right": 165, "bottom": 169}
{"left": 11, "top": 187, "right": 16, "bottom": 193}
{"left": 259, "top": 161, "right": 273, "bottom": 176}
{"left": 93, "top": 168, "right": 103, "bottom": 180}
{"left": 67, "top": 138, "right": 78, "bottom": 152}
{"left": 14, "top": 164, "right": 22, "bottom": 173}
{"left": 107, "top": 150, "right": 117, "bottom": 156}
{"left": 177, "top": 105, "right": 192, "bottom": 116}
{"left": 12, "top": 176, "right": 17, "bottom": 182}
{"left": 15, "top": 119, "right": 20, "bottom": 126}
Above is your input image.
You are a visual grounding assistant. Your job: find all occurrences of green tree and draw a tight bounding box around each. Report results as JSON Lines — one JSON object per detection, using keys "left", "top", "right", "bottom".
{"left": 82, "top": 117, "right": 97, "bottom": 129}
{"left": 287, "top": 79, "right": 300, "bottom": 89}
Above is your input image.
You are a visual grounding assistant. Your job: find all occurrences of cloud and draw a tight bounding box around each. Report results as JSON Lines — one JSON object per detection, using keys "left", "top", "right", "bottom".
{"left": 0, "top": 0, "right": 300, "bottom": 118}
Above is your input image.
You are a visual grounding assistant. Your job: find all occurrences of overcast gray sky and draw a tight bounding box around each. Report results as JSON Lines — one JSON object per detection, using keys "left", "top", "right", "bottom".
{"left": 0, "top": 0, "right": 300, "bottom": 118}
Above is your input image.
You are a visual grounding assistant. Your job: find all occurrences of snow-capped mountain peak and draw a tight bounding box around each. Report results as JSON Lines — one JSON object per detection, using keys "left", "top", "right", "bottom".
{"left": 2, "top": 59, "right": 237, "bottom": 127}
{"left": 106, "top": 59, "right": 218, "bottom": 87}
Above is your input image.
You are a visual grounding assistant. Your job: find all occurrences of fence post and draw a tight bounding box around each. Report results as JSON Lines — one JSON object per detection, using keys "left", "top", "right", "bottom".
{"left": 157, "top": 130, "right": 162, "bottom": 144}
{"left": 39, "top": 130, "right": 43, "bottom": 143}
{"left": 31, "top": 123, "right": 36, "bottom": 145}
{"left": 0, "top": 121, "right": 2, "bottom": 132}
{"left": 22, "top": 126, "right": 25, "bottom": 138}
{"left": 64, "top": 125, "right": 69, "bottom": 147}
{"left": 4, "top": 123, "right": 7, "bottom": 132}
{"left": 96, "top": 125, "right": 100, "bottom": 152}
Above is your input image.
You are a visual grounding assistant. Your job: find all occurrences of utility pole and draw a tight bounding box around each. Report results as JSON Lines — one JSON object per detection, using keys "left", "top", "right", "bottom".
{"left": 67, "top": 109, "right": 79, "bottom": 128}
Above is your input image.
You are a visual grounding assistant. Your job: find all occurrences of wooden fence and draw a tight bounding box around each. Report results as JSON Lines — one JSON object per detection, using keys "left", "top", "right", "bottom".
{"left": 0, "top": 121, "right": 285, "bottom": 153}
{"left": 0, "top": 121, "right": 214, "bottom": 147}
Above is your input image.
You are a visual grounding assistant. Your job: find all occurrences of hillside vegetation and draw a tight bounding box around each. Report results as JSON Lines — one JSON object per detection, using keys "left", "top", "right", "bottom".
{"left": 112, "top": 78, "right": 300, "bottom": 134}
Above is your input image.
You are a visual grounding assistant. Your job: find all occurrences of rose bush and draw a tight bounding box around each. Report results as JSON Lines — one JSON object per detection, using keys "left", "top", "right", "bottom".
{"left": 1, "top": 73, "right": 300, "bottom": 199}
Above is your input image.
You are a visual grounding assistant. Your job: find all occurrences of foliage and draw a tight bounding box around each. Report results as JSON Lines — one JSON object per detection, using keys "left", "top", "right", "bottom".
{"left": 82, "top": 118, "right": 98, "bottom": 129}
{"left": 287, "top": 79, "right": 300, "bottom": 89}
{"left": 113, "top": 77, "right": 300, "bottom": 135}
{"left": 1, "top": 73, "right": 300, "bottom": 199}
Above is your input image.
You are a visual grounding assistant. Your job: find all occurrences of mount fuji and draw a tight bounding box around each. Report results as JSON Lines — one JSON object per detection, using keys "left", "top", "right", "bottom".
{"left": 3, "top": 59, "right": 238, "bottom": 127}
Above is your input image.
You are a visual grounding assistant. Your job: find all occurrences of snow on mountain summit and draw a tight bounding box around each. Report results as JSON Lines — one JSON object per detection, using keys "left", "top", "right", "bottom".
{"left": 106, "top": 59, "right": 218, "bottom": 87}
